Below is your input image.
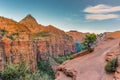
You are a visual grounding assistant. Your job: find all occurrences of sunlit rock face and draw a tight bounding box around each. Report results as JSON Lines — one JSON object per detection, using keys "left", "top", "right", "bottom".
{"left": 2, "top": 40, "right": 37, "bottom": 71}
{"left": 0, "top": 36, "right": 76, "bottom": 70}
{"left": 66, "top": 30, "right": 85, "bottom": 43}
{"left": 67, "top": 31, "right": 86, "bottom": 52}
{"left": 104, "top": 31, "right": 120, "bottom": 39}
{"left": 0, "top": 15, "right": 81, "bottom": 70}
{"left": 19, "top": 15, "right": 77, "bottom": 58}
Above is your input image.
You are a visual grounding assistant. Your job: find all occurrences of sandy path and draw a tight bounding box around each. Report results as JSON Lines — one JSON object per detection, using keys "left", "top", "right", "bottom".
{"left": 56, "top": 39, "right": 120, "bottom": 80}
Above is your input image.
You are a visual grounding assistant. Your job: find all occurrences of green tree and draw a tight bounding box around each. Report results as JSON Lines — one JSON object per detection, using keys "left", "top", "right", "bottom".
{"left": 1, "top": 29, "right": 8, "bottom": 37}
{"left": 82, "top": 33, "right": 97, "bottom": 50}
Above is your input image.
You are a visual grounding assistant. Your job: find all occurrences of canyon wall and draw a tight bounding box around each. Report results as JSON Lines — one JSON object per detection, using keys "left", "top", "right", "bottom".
{"left": 0, "top": 38, "right": 76, "bottom": 70}
{"left": 0, "top": 15, "right": 85, "bottom": 71}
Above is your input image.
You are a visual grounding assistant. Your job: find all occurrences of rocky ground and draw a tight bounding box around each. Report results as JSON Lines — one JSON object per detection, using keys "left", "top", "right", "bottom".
{"left": 55, "top": 38, "right": 120, "bottom": 80}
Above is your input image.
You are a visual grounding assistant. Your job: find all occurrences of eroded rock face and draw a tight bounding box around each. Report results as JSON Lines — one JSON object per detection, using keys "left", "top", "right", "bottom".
{"left": 105, "top": 44, "right": 120, "bottom": 62}
{"left": 0, "top": 42, "right": 5, "bottom": 70}
{"left": 19, "top": 14, "right": 42, "bottom": 33}
{"left": 0, "top": 16, "right": 30, "bottom": 34}
{"left": 0, "top": 15, "right": 83, "bottom": 71}
{"left": 105, "top": 31, "right": 120, "bottom": 39}
{"left": 105, "top": 52, "right": 117, "bottom": 61}
{"left": 67, "top": 31, "right": 85, "bottom": 43}
{"left": 0, "top": 37, "right": 76, "bottom": 70}
{"left": 2, "top": 40, "right": 37, "bottom": 71}
{"left": 115, "top": 67, "right": 120, "bottom": 80}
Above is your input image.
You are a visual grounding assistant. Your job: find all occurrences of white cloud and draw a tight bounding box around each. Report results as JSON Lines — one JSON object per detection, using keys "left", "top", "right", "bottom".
{"left": 84, "top": 4, "right": 120, "bottom": 13}
{"left": 86, "top": 14, "right": 119, "bottom": 20}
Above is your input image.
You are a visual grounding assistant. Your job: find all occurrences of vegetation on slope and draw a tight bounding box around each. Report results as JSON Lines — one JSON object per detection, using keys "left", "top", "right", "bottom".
{"left": 32, "top": 32, "right": 52, "bottom": 39}
{"left": 0, "top": 62, "right": 52, "bottom": 80}
{"left": 82, "top": 33, "right": 97, "bottom": 50}
{"left": 105, "top": 57, "right": 118, "bottom": 73}
{"left": 54, "top": 55, "right": 73, "bottom": 64}
{"left": 37, "top": 60, "right": 55, "bottom": 79}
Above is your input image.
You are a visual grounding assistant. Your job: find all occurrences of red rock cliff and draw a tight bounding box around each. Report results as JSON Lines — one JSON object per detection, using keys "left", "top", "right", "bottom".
{"left": 0, "top": 15, "right": 81, "bottom": 70}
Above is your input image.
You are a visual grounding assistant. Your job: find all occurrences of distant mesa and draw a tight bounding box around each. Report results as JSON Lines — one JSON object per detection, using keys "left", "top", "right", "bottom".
{"left": 67, "top": 30, "right": 86, "bottom": 43}
{"left": 105, "top": 31, "right": 120, "bottom": 39}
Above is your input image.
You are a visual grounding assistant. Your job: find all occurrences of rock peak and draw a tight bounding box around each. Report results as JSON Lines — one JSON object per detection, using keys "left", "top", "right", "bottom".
{"left": 25, "top": 14, "right": 34, "bottom": 18}
{"left": 23, "top": 14, "right": 36, "bottom": 21}
{"left": 19, "top": 14, "right": 41, "bottom": 33}
{"left": 19, "top": 14, "right": 39, "bottom": 26}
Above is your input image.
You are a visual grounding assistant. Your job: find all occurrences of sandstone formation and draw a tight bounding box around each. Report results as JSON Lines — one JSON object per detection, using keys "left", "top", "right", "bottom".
{"left": 0, "top": 15, "right": 84, "bottom": 71}
{"left": 19, "top": 15, "right": 77, "bottom": 58}
{"left": 19, "top": 14, "right": 42, "bottom": 33}
{"left": 0, "top": 16, "right": 30, "bottom": 34}
{"left": 105, "top": 31, "right": 120, "bottom": 39}
{"left": 67, "top": 30, "right": 85, "bottom": 43}
{"left": 55, "top": 39, "right": 120, "bottom": 80}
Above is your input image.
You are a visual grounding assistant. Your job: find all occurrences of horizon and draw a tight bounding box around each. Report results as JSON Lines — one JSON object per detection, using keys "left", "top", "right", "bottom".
{"left": 0, "top": 0, "right": 120, "bottom": 33}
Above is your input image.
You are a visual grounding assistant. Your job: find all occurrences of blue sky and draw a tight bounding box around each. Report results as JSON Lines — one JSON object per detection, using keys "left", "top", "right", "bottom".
{"left": 0, "top": 0, "right": 120, "bottom": 33}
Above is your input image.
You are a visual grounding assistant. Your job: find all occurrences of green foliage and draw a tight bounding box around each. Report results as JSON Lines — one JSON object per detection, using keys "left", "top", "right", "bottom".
{"left": 105, "top": 57, "right": 118, "bottom": 73}
{"left": 32, "top": 32, "right": 52, "bottom": 39}
{"left": 0, "top": 29, "right": 8, "bottom": 36}
{"left": 82, "top": 33, "right": 97, "bottom": 50}
{"left": 6, "top": 35, "right": 15, "bottom": 40}
{"left": 0, "top": 62, "right": 52, "bottom": 80}
{"left": 7, "top": 33, "right": 19, "bottom": 40}
{"left": 12, "top": 32, "right": 19, "bottom": 36}
{"left": 0, "top": 29, "right": 18, "bottom": 40}
{"left": 37, "top": 60, "right": 54, "bottom": 80}
{"left": 54, "top": 55, "right": 73, "bottom": 64}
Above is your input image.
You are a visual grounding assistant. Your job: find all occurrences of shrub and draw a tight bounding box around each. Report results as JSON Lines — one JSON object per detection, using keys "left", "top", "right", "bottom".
{"left": 1, "top": 62, "right": 29, "bottom": 80}
{"left": 54, "top": 55, "right": 73, "bottom": 64}
{"left": 105, "top": 57, "right": 118, "bottom": 73}
{"left": 37, "top": 60, "right": 55, "bottom": 79}
{"left": 0, "top": 62, "right": 52, "bottom": 80}
{"left": 82, "top": 33, "right": 97, "bottom": 50}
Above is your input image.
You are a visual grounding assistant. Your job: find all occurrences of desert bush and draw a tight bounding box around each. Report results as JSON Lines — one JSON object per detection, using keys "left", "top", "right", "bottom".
{"left": 0, "top": 62, "right": 52, "bottom": 80}
{"left": 82, "top": 33, "right": 97, "bottom": 50}
{"left": 54, "top": 55, "right": 73, "bottom": 64}
{"left": 105, "top": 57, "right": 118, "bottom": 73}
{"left": 1, "top": 62, "right": 29, "bottom": 80}
{"left": 37, "top": 60, "right": 54, "bottom": 79}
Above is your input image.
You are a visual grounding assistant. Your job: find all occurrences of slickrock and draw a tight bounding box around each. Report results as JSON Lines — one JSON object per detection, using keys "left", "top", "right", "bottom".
{"left": 115, "top": 67, "right": 120, "bottom": 80}
{"left": 55, "top": 71, "right": 72, "bottom": 80}
{"left": 56, "top": 39, "right": 120, "bottom": 80}
{"left": 105, "top": 42, "right": 120, "bottom": 61}
{"left": 105, "top": 52, "right": 116, "bottom": 61}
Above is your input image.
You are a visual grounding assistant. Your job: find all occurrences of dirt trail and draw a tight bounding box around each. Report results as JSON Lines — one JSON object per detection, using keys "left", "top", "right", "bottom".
{"left": 56, "top": 39, "right": 120, "bottom": 80}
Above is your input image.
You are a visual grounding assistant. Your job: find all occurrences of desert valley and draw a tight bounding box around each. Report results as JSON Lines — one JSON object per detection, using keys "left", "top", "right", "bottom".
{"left": 0, "top": 15, "right": 119, "bottom": 80}
{"left": 0, "top": 0, "right": 120, "bottom": 80}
